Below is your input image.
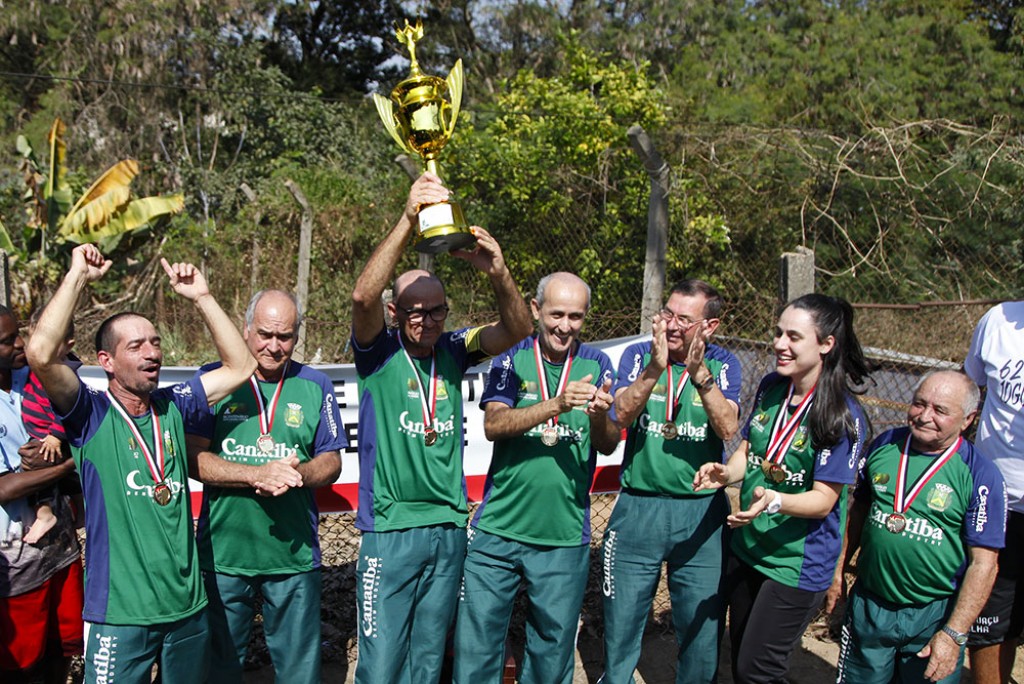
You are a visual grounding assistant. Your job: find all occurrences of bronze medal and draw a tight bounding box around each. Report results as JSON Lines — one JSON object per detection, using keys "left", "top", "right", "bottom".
{"left": 424, "top": 428, "right": 438, "bottom": 446}
{"left": 661, "top": 422, "right": 679, "bottom": 440}
{"left": 153, "top": 482, "right": 172, "bottom": 506}
{"left": 886, "top": 513, "right": 907, "bottom": 534}
{"left": 541, "top": 426, "right": 559, "bottom": 447}
{"left": 761, "top": 461, "right": 786, "bottom": 484}
{"left": 257, "top": 434, "right": 275, "bottom": 454}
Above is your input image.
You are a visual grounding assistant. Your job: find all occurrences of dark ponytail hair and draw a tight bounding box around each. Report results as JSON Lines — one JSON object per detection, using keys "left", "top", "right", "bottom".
{"left": 785, "top": 294, "right": 872, "bottom": 448}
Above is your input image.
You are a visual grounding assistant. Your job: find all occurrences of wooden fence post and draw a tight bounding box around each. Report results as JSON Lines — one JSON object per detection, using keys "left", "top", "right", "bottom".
{"left": 285, "top": 179, "right": 313, "bottom": 363}
{"left": 0, "top": 250, "right": 9, "bottom": 308}
{"left": 240, "top": 183, "right": 262, "bottom": 302}
{"left": 628, "top": 125, "right": 670, "bottom": 334}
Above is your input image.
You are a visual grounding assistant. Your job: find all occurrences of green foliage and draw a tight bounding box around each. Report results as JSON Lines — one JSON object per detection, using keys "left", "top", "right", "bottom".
{"left": 445, "top": 35, "right": 721, "bottom": 335}
{"left": 1, "top": 0, "right": 1023, "bottom": 357}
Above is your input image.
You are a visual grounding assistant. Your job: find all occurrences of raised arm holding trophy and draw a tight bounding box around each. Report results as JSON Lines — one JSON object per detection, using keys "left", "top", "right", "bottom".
{"left": 373, "top": 19, "right": 475, "bottom": 254}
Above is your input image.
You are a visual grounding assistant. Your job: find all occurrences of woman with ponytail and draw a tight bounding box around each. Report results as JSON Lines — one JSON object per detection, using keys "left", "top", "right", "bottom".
{"left": 694, "top": 293, "right": 872, "bottom": 684}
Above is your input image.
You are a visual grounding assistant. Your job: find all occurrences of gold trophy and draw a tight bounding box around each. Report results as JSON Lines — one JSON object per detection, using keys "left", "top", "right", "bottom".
{"left": 374, "top": 20, "right": 475, "bottom": 254}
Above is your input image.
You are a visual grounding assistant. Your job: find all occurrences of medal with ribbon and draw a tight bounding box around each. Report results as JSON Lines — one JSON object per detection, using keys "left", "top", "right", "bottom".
{"left": 760, "top": 382, "right": 816, "bottom": 484}
{"left": 106, "top": 391, "right": 172, "bottom": 506}
{"left": 886, "top": 433, "right": 962, "bottom": 534}
{"left": 661, "top": 364, "right": 689, "bottom": 440}
{"left": 533, "top": 338, "right": 574, "bottom": 447}
{"left": 400, "top": 337, "right": 439, "bottom": 446}
{"left": 249, "top": 362, "right": 289, "bottom": 455}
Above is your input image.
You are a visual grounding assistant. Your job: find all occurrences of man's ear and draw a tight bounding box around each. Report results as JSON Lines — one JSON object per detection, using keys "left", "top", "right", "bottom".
{"left": 97, "top": 349, "right": 114, "bottom": 373}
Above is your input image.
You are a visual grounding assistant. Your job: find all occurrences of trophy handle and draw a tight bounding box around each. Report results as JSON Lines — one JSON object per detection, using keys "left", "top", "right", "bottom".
{"left": 444, "top": 59, "right": 464, "bottom": 138}
{"left": 373, "top": 93, "right": 414, "bottom": 154}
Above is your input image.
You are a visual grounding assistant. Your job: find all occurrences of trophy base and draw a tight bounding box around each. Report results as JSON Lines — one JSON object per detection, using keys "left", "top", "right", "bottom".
{"left": 416, "top": 200, "right": 476, "bottom": 254}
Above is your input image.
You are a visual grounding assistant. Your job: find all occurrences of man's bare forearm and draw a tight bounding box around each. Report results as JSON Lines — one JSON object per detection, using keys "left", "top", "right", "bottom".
{"left": 0, "top": 459, "right": 76, "bottom": 504}
{"left": 945, "top": 547, "right": 999, "bottom": 634}
{"left": 296, "top": 451, "right": 342, "bottom": 489}
{"left": 484, "top": 401, "right": 563, "bottom": 441}
{"left": 697, "top": 381, "right": 739, "bottom": 441}
{"left": 613, "top": 367, "right": 660, "bottom": 429}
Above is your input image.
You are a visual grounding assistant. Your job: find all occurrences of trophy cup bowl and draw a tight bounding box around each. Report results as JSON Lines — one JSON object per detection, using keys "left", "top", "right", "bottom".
{"left": 374, "top": 20, "right": 476, "bottom": 254}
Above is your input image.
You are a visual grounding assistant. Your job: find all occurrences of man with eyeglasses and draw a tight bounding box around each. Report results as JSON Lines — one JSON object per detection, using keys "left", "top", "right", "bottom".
{"left": 599, "top": 279, "right": 743, "bottom": 684}
{"left": 350, "top": 173, "right": 531, "bottom": 683}
{"left": 453, "top": 272, "right": 619, "bottom": 683}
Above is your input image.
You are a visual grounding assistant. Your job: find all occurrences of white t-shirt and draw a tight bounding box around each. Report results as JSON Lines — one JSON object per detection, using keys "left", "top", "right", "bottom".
{"left": 965, "top": 301, "right": 1024, "bottom": 513}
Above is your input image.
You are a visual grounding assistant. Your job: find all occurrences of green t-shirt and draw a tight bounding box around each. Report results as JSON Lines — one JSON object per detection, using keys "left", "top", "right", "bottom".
{"left": 472, "top": 337, "right": 614, "bottom": 546}
{"left": 190, "top": 362, "right": 347, "bottom": 575}
{"left": 855, "top": 428, "right": 1007, "bottom": 605}
{"left": 353, "top": 327, "right": 489, "bottom": 532}
{"left": 731, "top": 373, "right": 866, "bottom": 592}
{"left": 613, "top": 340, "right": 742, "bottom": 497}
{"left": 62, "top": 379, "right": 208, "bottom": 625}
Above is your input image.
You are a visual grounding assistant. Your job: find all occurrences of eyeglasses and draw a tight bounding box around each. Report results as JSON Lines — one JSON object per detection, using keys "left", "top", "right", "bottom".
{"left": 659, "top": 309, "right": 706, "bottom": 330}
{"left": 397, "top": 303, "right": 450, "bottom": 324}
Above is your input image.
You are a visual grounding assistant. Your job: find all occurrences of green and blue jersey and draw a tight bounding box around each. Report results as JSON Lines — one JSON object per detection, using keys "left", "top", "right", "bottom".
{"left": 473, "top": 336, "right": 614, "bottom": 546}
{"left": 732, "top": 373, "right": 866, "bottom": 592}
{"left": 855, "top": 427, "right": 1007, "bottom": 605}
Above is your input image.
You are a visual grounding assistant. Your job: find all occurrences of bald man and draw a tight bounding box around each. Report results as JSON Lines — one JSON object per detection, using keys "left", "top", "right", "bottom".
{"left": 186, "top": 289, "right": 346, "bottom": 684}
{"left": 837, "top": 371, "right": 1006, "bottom": 684}
{"left": 350, "top": 173, "right": 531, "bottom": 683}
{"left": 453, "top": 272, "right": 619, "bottom": 683}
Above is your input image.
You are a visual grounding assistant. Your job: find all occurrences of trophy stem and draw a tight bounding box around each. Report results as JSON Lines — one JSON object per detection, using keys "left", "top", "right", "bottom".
{"left": 425, "top": 159, "right": 439, "bottom": 177}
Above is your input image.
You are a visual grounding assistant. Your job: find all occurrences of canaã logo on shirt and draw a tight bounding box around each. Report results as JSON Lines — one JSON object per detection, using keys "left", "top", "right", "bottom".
{"left": 398, "top": 411, "right": 456, "bottom": 439}
{"left": 747, "top": 455, "right": 807, "bottom": 485}
{"left": 638, "top": 413, "right": 707, "bottom": 440}
{"left": 526, "top": 422, "right": 584, "bottom": 444}
{"left": 220, "top": 437, "right": 299, "bottom": 461}
{"left": 869, "top": 505, "right": 945, "bottom": 543}
{"left": 124, "top": 470, "right": 183, "bottom": 501}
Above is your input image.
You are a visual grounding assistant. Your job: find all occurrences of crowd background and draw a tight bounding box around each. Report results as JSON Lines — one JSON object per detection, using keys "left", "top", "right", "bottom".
{"left": 1, "top": 0, "right": 1023, "bottom": 679}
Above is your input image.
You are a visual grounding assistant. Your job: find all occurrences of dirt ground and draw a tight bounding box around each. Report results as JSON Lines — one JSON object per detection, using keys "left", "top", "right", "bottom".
{"left": 245, "top": 614, "right": 1024, "bottom": 683}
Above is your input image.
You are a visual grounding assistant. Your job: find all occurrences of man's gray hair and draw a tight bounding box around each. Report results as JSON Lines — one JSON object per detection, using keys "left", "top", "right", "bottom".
{"left": 245, "top": 289, "right": 303, "bottom": 330}
{"left": 535, "top": 272, "right": 591, "bottom": 309}
{"left": 914, "top": 370, "right": 980, "bottom": 416}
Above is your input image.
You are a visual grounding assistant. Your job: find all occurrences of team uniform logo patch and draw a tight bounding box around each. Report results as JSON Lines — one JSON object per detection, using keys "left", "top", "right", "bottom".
{"left": 285, "top": 403, "right": 303, "bottom": 428}
{"left": 927, "top": 483, "right": 953, "bottom": 512}
{"left": 792, "top": 427, "right": 809, "bottom": 452}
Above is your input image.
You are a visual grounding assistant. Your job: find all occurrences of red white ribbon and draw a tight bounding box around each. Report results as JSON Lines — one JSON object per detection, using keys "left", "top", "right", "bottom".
{"left": 763, "top": 382, "right": 816, "bottom": 466}
{"left": 106, "top": 391, "right": 165, "bottom": 486}
{"left": 534, "top": 337, "right": 574, "bottom": 429}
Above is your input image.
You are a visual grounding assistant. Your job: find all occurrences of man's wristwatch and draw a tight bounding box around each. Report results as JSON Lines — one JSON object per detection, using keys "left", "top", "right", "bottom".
{"left": 941, "top": 625, "right": 969, "bottom": 646}
{"left": 691, "top": 372, "right": 716, "bottom": 392}
{"left": 765, "top": 490, "right": 783, "bottom": 515}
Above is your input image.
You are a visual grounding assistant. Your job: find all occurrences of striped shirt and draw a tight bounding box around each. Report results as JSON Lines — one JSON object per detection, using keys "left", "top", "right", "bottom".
{"left": 21, "top": 354, "right": 82, "bottom": 441}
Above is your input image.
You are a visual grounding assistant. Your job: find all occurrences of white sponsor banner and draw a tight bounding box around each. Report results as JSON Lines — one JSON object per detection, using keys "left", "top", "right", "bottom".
{"left": 79, "top": 334, "right": 644, "bottom": 511}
